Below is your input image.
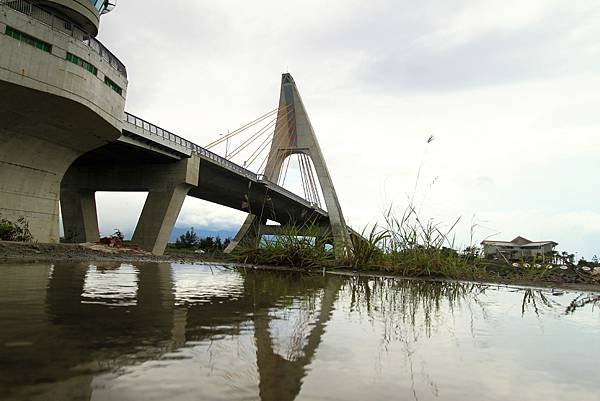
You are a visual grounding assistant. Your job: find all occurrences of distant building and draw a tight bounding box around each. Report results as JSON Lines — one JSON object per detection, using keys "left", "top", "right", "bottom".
{"left": 481, "top": 236, "right": 558, "bottom": 261}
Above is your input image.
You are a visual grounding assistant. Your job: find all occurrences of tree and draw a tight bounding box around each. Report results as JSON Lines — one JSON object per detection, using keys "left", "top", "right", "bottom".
{"left": 176, "top": 227, "right": 199, "bottom": 248}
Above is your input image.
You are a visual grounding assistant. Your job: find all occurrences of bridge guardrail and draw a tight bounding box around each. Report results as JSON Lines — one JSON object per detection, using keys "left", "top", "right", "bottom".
{"left": 0, "top": 0, "right": 127, "bottom": 77}
{"left": 123, "top": 112, "right": 326, "bottom": 214}
{"left": 124, "top": 112, "right": 258, "bottom": 180}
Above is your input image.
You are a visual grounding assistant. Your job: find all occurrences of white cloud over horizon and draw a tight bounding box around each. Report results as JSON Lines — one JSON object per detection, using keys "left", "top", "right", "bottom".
{"left": 92, "top": 0, "right": 600, "bottom": 258}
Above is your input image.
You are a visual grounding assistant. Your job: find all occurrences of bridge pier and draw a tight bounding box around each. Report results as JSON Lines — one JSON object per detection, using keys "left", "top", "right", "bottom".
{"left": 61, "top": 155, "right": 200, "bottom": 255}
{"left": 60, "top": 189, "right": 100, "bottom": 243}
{"left": 224, "top": 215, "right": 265, "bottom": 252}
{"left": 132, "top": 185, "right": 191, "bottom": 255}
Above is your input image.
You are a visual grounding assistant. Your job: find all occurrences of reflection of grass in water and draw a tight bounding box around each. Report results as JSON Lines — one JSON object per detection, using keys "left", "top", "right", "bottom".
{"left": 518, "top": 288, "right": 600, "bottom": 317}
{"left": 345, "top": 276, "right": 487, "bottom": 341}
{"left": 520, "top": 289, "right": 558, "bottom": 316}
{"left": 565, "top": 293, "right": 600, "bottom": 315}
{"left": 285, "top": 307, "right": 313, "bottom": 361}
{"left": 344, "top": 276, "right": 488, "bottom": 401}
{"left": 342, "top": 278, "right": 598, "bottom": 400}
{"left": 240, "top": 269, "right": 326, "bottom": 305}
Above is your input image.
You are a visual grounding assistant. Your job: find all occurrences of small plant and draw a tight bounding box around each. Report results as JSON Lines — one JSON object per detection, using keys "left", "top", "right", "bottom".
{"left": 111, "top": 229, "right": 125, "bottom": 241}
{"left": 0, "top": 216, "right": 33, "bottom": 242}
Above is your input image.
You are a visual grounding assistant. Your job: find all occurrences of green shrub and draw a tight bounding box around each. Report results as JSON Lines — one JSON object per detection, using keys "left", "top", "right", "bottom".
{"left": 0, "top": 216, "right": 33, "bottom": 242}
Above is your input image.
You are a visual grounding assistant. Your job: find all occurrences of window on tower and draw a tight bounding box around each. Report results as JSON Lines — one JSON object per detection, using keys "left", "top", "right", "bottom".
{"left": 88, "top": 0, "right": 115, "bottom": 13}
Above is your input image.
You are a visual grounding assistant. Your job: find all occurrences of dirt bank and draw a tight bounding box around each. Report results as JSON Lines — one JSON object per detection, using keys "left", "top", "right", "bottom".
{"left": 0, "top": 241, "right": 209, "bottom": 263}
{"left": 1, "top": 241, "right": 599, "bottom": 293}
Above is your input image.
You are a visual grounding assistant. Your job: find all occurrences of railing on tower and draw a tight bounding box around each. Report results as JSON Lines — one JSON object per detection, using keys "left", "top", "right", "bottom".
{"left": 0, "top": 0, "right": 127, "bottom": 77}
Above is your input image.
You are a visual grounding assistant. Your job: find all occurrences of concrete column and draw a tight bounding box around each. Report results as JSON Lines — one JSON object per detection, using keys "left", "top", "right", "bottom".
{"left": 60, "top": 189, "right": 99, "bottom": 243}
{"left": 0, "top": 9, "right": 126, "bottom": 243}
{"left": 132, "top": 184, "right": 191, "bottom": 255}
{"left": 224, "top": 215, "right": 265, "bottom": 253}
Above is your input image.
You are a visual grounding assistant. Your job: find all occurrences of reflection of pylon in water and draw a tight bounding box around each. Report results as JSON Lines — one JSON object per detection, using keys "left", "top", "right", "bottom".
{"left": 225, "top": 73, "right": 351, "bottom": 254}
{"left": 252, "top": 277, "right": 343, "bottom": 401}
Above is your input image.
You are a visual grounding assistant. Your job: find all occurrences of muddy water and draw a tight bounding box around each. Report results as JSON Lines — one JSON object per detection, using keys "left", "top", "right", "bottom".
{"left": 0, "top": 262, "right": 598, "bottom": 401}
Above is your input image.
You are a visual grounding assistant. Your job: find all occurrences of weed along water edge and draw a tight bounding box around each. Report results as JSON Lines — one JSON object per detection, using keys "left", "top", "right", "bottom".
{"left": 0, "top": 261, "right": 598, "bottom": 401}
{"left": 225, "top": 215, "right": 600, "bottom": 290}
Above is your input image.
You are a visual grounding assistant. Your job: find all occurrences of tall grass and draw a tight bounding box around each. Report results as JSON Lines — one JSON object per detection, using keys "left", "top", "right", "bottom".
{"left": 346, "top": 205, "right": 484, "bottom": 280}
{"left": 232, "top": 205, "right": 485, "bottom": 280}
{"left": 345, "top": 135, "right": 484, "bottom": 278}
{"left": 232, "top": 223, "right": 334, "bottom": 268}
{"left": 349, "top": 225, "right": 389, "bottom": 268}
{"left": 232, "top": 135, "right": 488, "bottom": 279}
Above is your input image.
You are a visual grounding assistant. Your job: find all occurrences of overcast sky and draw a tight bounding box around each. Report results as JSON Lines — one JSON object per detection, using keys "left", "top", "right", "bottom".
{"left": 94, "top": 0, "right": 600, "bottom": 258}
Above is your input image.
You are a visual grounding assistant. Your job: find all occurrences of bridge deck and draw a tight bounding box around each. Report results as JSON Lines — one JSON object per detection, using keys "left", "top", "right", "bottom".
{"left": 117, "top": 112, "right": 329, "bottom": 225}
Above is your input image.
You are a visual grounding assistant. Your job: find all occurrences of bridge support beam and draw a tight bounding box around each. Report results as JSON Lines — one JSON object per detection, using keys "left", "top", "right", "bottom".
{"left": 132, "top": 185, "right": 191, "bottom": 255}
{"left": 224, "top": 215, "right": 265, "bottom": 252}
{"left": 60, "top": 189, "right": 100, "bottom": 243}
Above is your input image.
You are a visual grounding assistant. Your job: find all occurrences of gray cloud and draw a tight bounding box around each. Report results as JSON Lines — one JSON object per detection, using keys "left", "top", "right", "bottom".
{"left": 299, "top": 1, "right": 600, "bottom": 92}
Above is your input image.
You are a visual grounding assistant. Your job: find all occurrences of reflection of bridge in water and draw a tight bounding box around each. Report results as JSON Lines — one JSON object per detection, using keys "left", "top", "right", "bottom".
{"left": 0, "top": 263, "right": 342, "bottom": 401}
{"left": 2, "top": 263, "right": 593, "bottom": 401}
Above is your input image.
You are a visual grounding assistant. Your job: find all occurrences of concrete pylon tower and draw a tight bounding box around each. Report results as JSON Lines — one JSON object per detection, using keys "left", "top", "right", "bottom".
{"left": 227, "top": 73, "right": 351, "bottom": 254}
{"left": 0, "top": 0, "right": 126, "bottom": 242}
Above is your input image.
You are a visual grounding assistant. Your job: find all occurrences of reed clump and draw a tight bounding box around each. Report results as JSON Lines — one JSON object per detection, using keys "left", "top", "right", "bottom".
{"left": 347, "top": 206, "right": 485, "bottom": 280}
{"left": 232, "top": 224, "right": 334, "bottom": 269}
{"left": 230, "top": 206, "right": 486, "bottom": 281}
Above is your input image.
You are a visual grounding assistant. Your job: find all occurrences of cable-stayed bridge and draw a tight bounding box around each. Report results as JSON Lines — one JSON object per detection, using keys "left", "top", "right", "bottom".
{"left": 0, "top": 0, "right": 353, "bottom": 256}
{"left": 61, "top": 74, "right": 352, "bottom": 255}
